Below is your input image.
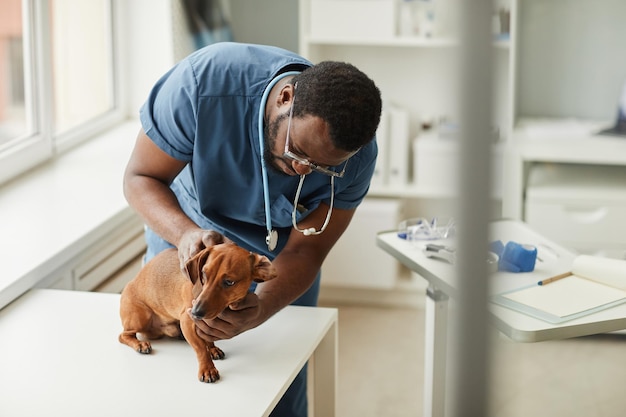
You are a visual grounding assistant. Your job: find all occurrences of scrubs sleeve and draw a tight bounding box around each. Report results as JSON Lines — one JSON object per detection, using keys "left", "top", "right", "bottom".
{"left": 332, "top": 139, "right": 378, "bottom": 210}
{"left": 139, "top": 60, "right": 199, "bottom": 162}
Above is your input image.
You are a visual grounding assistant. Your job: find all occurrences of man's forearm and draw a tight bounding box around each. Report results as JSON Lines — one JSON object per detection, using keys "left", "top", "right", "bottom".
{"left": 124, "top": 175, "right": 199, "bottom": 248}
{"left": 256, "top": 252, "right": 323, "bottom": 319}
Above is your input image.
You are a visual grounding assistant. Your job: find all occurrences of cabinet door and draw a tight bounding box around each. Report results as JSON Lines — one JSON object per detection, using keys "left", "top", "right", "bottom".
{"left": 322, "top": 199, "right": 403, "bottom": 289}
{"left": 93, "top": 254, "right": 143, "bottom": 293}
{"left": 73, "top": 223, "right": 145, "bottom": 291}
{"left": 34, "top": 273, "right": 73, "bottom": 290}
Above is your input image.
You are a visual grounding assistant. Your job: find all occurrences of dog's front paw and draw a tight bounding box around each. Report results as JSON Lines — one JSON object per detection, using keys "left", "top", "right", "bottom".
{"left": 209, "top": 346, "right": 225, "bottom": 360}
{"left": 136, "top": 341, "right": 152, "bottom": 354}
{"left": 198, "top": 367, "right": 220, "bottom": 383}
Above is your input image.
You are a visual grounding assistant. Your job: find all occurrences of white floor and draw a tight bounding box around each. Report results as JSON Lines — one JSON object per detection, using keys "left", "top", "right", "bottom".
{"left": 319, "top": 302, "right": 626, "bottom": 417}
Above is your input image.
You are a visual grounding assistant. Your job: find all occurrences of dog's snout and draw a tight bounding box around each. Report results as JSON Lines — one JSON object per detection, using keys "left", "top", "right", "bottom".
{"left": 190, "top": 301, "right": 221, "bottom": 321}
{"left": 190, "top": 304, "right": 206, "bottom": 320}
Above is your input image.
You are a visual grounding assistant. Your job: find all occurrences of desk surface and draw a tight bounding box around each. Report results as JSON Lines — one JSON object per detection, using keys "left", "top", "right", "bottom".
{"left": 0, "top": 290, "right": 337, "bottom": 417}
{"left": 0, "top": 122, "right": 140, "bottom": 310}
{"left": 377, "top": 219, "right": 626, "bottom": 342}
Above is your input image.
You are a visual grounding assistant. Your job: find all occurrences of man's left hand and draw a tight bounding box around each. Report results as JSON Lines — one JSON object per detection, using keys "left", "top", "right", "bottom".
{"left": 188, "top": 292, "right": 263, "bottom": 341}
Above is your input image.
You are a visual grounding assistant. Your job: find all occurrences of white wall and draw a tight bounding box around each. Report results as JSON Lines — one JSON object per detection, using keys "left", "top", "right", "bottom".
{"left": 227, "top": 0, "right": 299, "bottom": 53}
{"left": 116, "top": 0, "right": 177, "bottom": 118}
{"left": 518, "top": 0, "right": 626, "bottom": 120}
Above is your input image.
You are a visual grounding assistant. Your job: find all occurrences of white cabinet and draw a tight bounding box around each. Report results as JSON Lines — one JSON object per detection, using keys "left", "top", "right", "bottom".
{"left": 34, "top": 273, "right": 73, "bottom": 291}
{"left": 322, "top": 198, "right": 404, "bottom": 289}
{"left": 503, "top": 0, "right": 626, "bottom": 221}
{"left": 94, "top": 254, "right": 143, "bottom": 293}
{"left": 525, "top": 164, "right": 626, "bottom": 259}
{"left": 36, "top": 213, "right": 146, "bottom": 293}
{"left": 72, "top": 223, "right": 145, "bottom": 291}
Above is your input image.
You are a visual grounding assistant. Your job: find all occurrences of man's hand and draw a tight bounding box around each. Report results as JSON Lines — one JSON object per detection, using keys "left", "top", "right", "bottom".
{"left": 188, "top": 293, "right": 265, "bottom": 342}
{"left": 177, "top": 229, "right": 226, "bottom": 270}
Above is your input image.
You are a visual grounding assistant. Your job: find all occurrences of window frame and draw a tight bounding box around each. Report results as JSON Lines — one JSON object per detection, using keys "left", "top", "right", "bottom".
{"left": 0, "top": 0, "right": 126, "bottom": 185}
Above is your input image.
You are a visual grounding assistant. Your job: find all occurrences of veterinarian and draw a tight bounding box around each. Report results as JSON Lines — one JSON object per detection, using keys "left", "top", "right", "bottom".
{"left": 123, "top": 42, "right": 381, "bottom": 417}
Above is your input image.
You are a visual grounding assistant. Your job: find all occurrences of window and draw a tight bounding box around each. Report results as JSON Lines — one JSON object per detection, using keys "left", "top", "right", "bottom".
{"left": 51, "top": 0, "right": 115, "bottom": 135}
{"left": 0, "top": 0, "right": 30, "bottom": 151}
{"left": 0, "top": 0, "right": 122, "bottom": 185}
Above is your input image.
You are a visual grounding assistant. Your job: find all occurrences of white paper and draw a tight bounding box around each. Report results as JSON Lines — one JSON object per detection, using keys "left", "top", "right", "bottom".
{"left": 502, "top": 275, "right": 626, "bottom": 318}
{"left": 572, "top": 255, "right": 626, "bottom": 290}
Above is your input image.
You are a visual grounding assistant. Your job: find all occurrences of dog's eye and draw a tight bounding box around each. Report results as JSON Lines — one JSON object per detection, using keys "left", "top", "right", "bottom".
{"left": 223, "top": 279, "right": 235, "bottom": 287}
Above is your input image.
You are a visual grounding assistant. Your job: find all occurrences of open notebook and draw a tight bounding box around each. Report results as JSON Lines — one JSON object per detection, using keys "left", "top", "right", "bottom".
{"left": 491, "top": 255, "right": 626, "bottom": 324}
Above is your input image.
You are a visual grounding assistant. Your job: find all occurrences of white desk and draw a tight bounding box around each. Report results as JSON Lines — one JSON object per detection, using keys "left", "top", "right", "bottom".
{"left": 377, "top": 219, "right": 626, "bottom": 417}
{"left": 0, "top": 289, "right": 337, "bottom": 417}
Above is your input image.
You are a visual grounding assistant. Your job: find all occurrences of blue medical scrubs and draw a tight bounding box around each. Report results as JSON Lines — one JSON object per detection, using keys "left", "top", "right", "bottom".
{"left": 139, "top": 42, "right": 377, "bottom": 417}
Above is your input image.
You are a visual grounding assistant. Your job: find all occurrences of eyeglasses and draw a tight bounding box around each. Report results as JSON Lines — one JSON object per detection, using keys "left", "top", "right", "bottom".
{"left": 283, "top": 85, "right": 358, "bottom": 236}
{"left": 282, "top": 90, "right": 349, "bottom": 178}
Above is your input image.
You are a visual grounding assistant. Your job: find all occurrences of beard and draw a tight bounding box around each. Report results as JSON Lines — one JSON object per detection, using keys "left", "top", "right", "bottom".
{"left": 263, "top": 112, "right": 289, "bottom": 174}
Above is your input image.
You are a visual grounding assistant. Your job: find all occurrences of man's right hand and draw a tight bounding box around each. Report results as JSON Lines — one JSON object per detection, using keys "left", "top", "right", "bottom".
{"left": 178, "top": 229, "right": 226, "bottom": 270}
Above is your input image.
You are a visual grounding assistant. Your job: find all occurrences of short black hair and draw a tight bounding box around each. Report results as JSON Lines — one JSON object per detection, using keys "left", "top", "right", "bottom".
{"left": 291, "top": 61, "right": 382, "bottom": 152}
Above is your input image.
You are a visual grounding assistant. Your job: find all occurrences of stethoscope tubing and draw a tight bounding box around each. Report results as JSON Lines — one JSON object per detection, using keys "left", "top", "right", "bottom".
{"left": 257, "top": 71, "right": 302, "bottom": 251}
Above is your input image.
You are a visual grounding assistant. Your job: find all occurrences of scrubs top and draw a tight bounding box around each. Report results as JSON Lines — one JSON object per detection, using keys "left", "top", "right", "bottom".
{"left": 140, "top": 43, "right": 377, "bottom": 259}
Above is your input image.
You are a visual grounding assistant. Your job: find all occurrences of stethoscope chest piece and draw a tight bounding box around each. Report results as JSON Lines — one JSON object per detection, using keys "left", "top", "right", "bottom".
{"left": 266, "top": 229, "right": 278, "bottom": 252}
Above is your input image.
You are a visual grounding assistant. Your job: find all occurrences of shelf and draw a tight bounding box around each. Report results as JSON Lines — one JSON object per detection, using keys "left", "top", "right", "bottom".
{"left": 368, "top": 184, "right": 456, "bottom": 199}
{"left": 307, "top": 36, "right": 511, "bottom": 50}
{"left": 305, "top": 35, "right": 458, "bottom": 48}
{"left": 513, "top": 135, "right": 626, "bottom": 165}
{"left": 368, "top": 184, "right": 503, "bottom": 200}
{"left": 510, "top": 118, "right": 626, "bottom": 164}
{"left": 513, "top": 118, "right": 611, "bottom": 138}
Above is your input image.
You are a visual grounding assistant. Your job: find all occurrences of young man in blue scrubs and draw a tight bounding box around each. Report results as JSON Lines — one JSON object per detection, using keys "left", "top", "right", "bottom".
{"left": 123, "top": 42, "right": 381, "bottom": 417}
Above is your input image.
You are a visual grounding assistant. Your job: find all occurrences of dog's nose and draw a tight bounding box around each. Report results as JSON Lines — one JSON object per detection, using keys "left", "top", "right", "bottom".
{"left": 190, "top": 305, "right": 206, "bottom": 320}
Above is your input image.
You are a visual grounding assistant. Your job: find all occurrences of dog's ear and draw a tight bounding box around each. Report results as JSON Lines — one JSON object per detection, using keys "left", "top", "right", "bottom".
{"left": 185, "top": 247, "right": 213, "bottom": 286}
{"left": 251, "top": 253, "right": 278, "bottom": 283}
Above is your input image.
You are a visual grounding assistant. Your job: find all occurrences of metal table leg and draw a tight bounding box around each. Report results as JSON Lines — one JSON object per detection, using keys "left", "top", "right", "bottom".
{"left": 424, "top": 285, "right": 449, "bottom": 417}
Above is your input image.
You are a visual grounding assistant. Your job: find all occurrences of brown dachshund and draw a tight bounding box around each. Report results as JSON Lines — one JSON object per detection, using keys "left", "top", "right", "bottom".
{"left": 118, "top": 243, "right": 277, "bottom": 382}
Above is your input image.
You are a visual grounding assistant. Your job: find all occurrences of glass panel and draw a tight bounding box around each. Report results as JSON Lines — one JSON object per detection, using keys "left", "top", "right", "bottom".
{"left": 0, "top": 0, "right": 29, "bottom": 149}
{"left": 50, "top": 0, "right": 114, "bottom": 133}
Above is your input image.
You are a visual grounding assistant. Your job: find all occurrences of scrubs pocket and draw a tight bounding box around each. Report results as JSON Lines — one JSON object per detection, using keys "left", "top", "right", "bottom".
{"left": 270, "top": 194, "right": 303, "bottom": 228}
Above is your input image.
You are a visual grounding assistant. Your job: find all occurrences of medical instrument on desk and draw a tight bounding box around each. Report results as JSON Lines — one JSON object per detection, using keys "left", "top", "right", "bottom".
{"left": 422, "top": 244, "right": 456, "bottom": 264}
{"left": 397, "top": 217, "right": 456, "bottom": 241}
{"left": 490, "top": 240, "right": 537, "bottom": 273}
{"left": 423, "top": 243, "right": 500, "bottom": 271}
{"left": 486, "top": 251, "right": 499, "bottom": 272}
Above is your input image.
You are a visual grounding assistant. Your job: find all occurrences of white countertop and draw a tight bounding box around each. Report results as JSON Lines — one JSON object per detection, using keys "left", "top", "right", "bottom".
{"left": 0, "top": 121, "right": 141, "bottom": 309}
{"left": 0, "top": 289, "right": 338, "bottom": 417}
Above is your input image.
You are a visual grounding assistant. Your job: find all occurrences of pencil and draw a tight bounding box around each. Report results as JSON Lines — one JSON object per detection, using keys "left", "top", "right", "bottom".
{"left": 537, "top": 271, "right": 572, "bottom": 286}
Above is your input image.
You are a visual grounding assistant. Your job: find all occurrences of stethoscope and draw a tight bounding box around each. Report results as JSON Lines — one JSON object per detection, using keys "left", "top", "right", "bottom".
{"left": 258, "top": 71, "right": 335, "bottom": 251}
{"left": 258, "top": 71, "right": 301, "bottom": 251}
